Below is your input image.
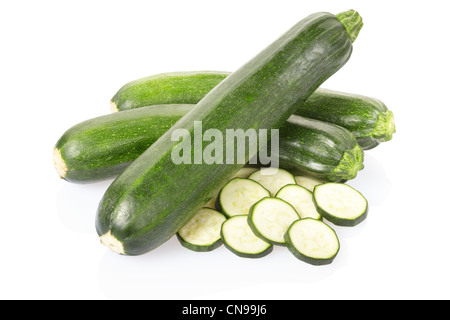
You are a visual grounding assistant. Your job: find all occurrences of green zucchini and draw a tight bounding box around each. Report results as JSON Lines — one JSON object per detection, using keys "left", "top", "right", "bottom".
{"left": 110, "top": 71, "right": 230, "bottom": 112}
{"left": 313, "top": 183, "right": 368, "bottom": 226}
{"left": 112, "top": 72, "right": 394, "bottom": 150}
{"left": 54, "top": 106, "right": 364, "bottom": 183}
{"left": 297, "top": 88, "right": 395, "bottom": 149}
{"left": 96, "top": 10, "right": 363, "bottom": 255}
{"left": 285, "top": 218, "right": 340, "bottom": 265}
{"left": 176, "top": 207, "right": 227, "bottom": 252}
{"left": 53, "top": 104, "right": 191, "bottom": 183}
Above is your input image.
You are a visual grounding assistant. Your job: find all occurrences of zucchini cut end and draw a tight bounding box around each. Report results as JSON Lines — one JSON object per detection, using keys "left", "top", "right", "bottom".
{"left": 373, "top": 110, "right": 396, "bottom": 142}
{"left": 110, "top": 101, "right": 119, "bottom": 113}
{"left": 99, "top": 230, "right": 125, "bottom": 255}
{"left": 327, "top": 145, "right": 364, "bottom": 181}
{"left": 53, "top": 148, "right": 68, "bottom": 178}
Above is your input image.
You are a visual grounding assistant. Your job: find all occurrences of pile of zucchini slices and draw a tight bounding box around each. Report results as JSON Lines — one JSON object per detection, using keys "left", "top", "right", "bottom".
{"left": 177, "top": 168, "right": 368, "bottom": 266}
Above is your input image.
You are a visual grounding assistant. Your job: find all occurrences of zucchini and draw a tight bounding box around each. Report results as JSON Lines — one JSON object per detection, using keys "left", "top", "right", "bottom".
{"left": 296, "top": 88, "right": 396, "bottom": 150}
{"left": 110, "top": 71, "right": 230, "bottom": 112}
{"left": 176, "top": 208, "right": 227, "bottom": 252}
{"left": 216, "top": 178, "right": 270, "bottom": 217}
{"left": 276, "top": 184, "right": 321, "bottom": 220}
{"left": 96, "top": 10, "right": 363, "bottom": 255}
{"left": 221, "top": 215, "right": 273, "bottom": 258}
{"left": 113, "top": 72, "right": 395, "bottom": 150}
{"left": 313, "top": 183, "right": 368, "bottom": 226}
{"left": 285, "top": 218, "right": 340, "bottom": 265}
{"left": 53, "top": 104, "right": 191, "bottom": 182}
{"left": 247, "top": 197, "right": 300, "bottom": 245}
{"left": 55, "top": 106, "right": 364, "bottom": 183}
{"left": 248, "top": 168, "right": 296, "bottom": 196}
{"left": 274, "top": 116, "right": 364, "bottom": 180}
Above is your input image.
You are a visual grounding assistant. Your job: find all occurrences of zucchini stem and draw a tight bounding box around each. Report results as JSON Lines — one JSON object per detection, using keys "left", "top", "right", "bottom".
{"left": 327, "top": 145, "right": 364, "bottom": 181}
{"left": 373, "top": 110, "right": 396, "bottom": 142}
{"left": 336, "top": 10, "right": 363, "bottom": 43}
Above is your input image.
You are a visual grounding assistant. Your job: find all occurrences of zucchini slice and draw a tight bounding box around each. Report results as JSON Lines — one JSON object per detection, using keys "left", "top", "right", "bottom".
{"left": 248, "top": 168, "right": 296, "bottom": 196}
{"left": 177, "top": 208, "right": 227, "bottom": 252}
{"left": 276, "top": 184, "right": 322, "bottom": 220}
{"left": 221, "top": 215, "right": 273, "bottom": 258}
{"left": 204, "top": 168, "right": 259, "bottom": 209}
{"left": 313, "top": 183, "right": 368, "bottom": 226}
{"left": 217, "top": 178, "right": 271, "bottom": 217}
{"left": 285, "top": 218, "right": 340, "bottom": 265}
{"left": 295, "top": 175, "right": 325, "bottom": 192}
{"left": 248, "top": 197, "right": 300, "bottom": 245}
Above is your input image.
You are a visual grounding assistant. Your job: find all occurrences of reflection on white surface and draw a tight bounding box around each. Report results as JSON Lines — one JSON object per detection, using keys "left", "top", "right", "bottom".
{"left": 346, "top": 152, "right": 392, "bottom": 208}
{"left": 97, "top": 237, "right": 345, "bottom": 299}
{"left": 56, "top": 179, "right": 113, "bottom": 234}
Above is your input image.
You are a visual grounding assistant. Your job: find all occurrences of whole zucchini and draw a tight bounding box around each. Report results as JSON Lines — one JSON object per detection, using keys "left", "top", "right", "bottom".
{"left": 112, "top": 85, "right": 394, "bottom": 151}
{"left": 96, "top": 10, "right": 363, "bottom": 255}
{"left": 297, "top": 88, "right": 395, "bottom": 150}
{"left": 110, "top": 71, "right": 230, "bottom": 112}
{"left": 112, "top": 72, "right": 394, "bottom": 149}
{"left": 54, "top": 105, "right": 364, "bottom": 183}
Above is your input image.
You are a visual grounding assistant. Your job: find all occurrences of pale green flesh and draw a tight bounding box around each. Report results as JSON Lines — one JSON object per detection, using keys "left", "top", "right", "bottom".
{"left": 294, "top": 175, "right": 325, "bottom": 192}
{"left": 204, "top": 168, "right": 259, "bottom": 209}
{"left": 249, "top": 197, "right": 300, "bottom": 244}
{"left": 221, "top": 215, "right": 272, "bottom": 255}
{"left": 276, "top": 185, "right": 321, "bottom": 220}
{"left": 219, "top": 178, "right": 270, "bottom": 217}
{"left": 248, "top": 168, "right": 296, "bottom": 196}
{"left": 288, "top": 219, "right": 339, "bottom": 259}
{"left": 178, "top": 208, "right": 227, "bottom": 247}
{"left": 314, "top": 183, "right": 367, "bottom": 220}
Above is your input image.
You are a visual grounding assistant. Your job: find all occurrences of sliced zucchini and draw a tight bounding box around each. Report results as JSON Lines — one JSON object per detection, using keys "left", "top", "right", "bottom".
{"left": 285, "top": 218, "right": 340, "bottom": 265}
{"left": 295, "top": 175, "right": 325, "bottom": 192}
{"left": 177, "top": 208, "right": 227, "bottom": 252}
{"left": 248, "top": 168, "right": 296, "bottom": 196}
{"left": 313, "top": 183, "right": 368, "bottom": 227}
{"left": 221, "top": 215, "right": 273, "bottom": 258}
{"left": 248, "top": 197, "right": 300, "bottom": 245}
{"left": 217, "top": 178, "right": 271, "bottom": 217}
{"left": 204, "top": 168, "right": 258, "bottom": 209}
{"left": 276, "top": 184, "right": 322, "bottom": 220}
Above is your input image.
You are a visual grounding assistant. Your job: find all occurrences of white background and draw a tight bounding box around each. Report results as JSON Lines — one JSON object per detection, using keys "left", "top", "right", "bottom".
{"left": 1, "top": 0, "right": 449, "bottom": 300}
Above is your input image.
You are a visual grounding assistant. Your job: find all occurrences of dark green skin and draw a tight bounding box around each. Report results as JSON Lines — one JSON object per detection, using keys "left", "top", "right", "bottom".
{"left": 96, "top": 12, "right": 356, "bottom": 255}
{"left": 55, "top": 105, "right": 190, "bottom": 183}
{"left": 112, "top": 71, "right": 231, "bottom": 111}
{"left": 295, "top": 89, "right": 388, "bottom": 149}
{"left": 274, "top": 116, "right": 361, "bottom": 178}
{"left": 176, "top": 233, "right": 223, "bottom": 252}
{"left": 55, "top": 105, "right": 363, "bottom": 183}
{"left": 112, "top": 74, "right": 389, "bottom": 150}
